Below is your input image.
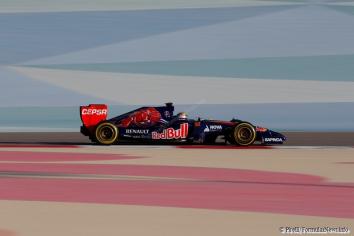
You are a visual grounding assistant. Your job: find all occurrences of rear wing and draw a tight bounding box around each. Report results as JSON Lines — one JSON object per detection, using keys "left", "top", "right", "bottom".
{"left": 80, "top": 104, "right": 108, "bottom": 129}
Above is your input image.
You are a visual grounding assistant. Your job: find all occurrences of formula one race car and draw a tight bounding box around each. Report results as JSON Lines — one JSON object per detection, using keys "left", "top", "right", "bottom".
{"left": 80, "top": 103, "right": 286, "bottom": 146}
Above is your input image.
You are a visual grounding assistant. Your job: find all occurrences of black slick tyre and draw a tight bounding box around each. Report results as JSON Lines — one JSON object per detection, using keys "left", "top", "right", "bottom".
{"left": 94, "top": 122, "right": 118, "bottom": 145}
{"left": 232, "top": 122, "right": 256, "bottom": 146}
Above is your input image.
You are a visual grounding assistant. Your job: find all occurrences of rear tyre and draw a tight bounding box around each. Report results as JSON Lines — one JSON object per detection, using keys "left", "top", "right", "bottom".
{"left": 232, "top": 123, "right": 256, "bottom": 146}
{"left": 94, "top": 122, "right": 118, "bottom": 145}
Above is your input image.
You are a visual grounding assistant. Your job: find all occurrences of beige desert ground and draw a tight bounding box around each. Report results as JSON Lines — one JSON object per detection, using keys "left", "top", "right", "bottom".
{"left": 0, "top": 133, "right": 353, "bottom": 236}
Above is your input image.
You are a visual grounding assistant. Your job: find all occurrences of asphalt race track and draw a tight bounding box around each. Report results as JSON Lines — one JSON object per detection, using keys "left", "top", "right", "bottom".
{"left": 0, "top": 132, "right": 353, "bottom": 236}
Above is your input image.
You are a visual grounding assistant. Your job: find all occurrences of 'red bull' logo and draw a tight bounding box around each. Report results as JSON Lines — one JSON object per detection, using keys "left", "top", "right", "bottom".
{"left": 152, "top": 123, "right": 188, "bottom": 139}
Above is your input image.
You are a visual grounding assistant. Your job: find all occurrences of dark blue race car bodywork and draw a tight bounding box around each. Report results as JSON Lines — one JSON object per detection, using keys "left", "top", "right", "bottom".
{"left": 80, "top": 103, "right": 286, "bottom": 146}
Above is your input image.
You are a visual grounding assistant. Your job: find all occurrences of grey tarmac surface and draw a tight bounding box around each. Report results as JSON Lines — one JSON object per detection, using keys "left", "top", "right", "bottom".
{"left": 0, "top": 132, "right": 353, "bottom": 146}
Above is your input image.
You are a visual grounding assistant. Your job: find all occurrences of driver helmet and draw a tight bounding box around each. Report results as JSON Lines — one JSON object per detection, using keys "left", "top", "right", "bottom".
{"left": 177, "top": 112, "right": 188, "bottom": 120}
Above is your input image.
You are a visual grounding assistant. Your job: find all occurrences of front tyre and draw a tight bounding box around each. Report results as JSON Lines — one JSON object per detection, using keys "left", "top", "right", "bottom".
{"left": 94, "top": 122, "right": 118, "bottom": 145}
{"left": 232, "top": 123, "right": 256, "bottom": 146}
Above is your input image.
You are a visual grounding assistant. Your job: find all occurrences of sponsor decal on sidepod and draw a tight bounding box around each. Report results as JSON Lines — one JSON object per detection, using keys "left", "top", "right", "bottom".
{"left": 204, "top": 125, "right": 222, "bottom": 132}
{"left": 152, "top": 123, "right": 188, "bottom": 139}
{"left": 126, "top": 129, "right": 149, "bottom": 134}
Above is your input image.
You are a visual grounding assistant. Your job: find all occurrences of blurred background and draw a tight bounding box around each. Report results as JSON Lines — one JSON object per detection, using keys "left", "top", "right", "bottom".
{"left": 1, "top": 0, "right": 354, "bottom": 131}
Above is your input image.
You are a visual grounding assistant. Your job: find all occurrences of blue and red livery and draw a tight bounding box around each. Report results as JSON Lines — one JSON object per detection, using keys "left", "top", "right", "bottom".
{"left": 80, "top": 103, "right": 286, "bottom": 146}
